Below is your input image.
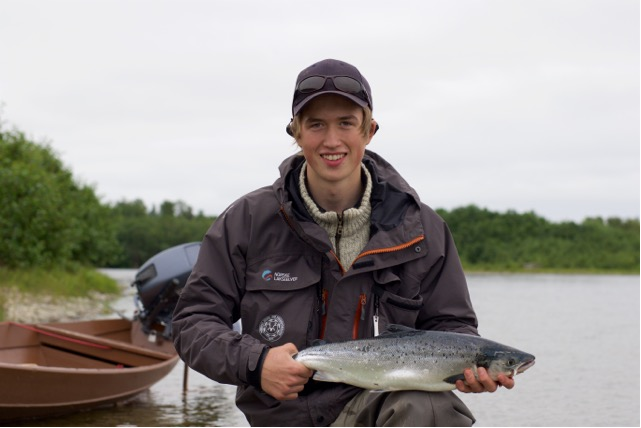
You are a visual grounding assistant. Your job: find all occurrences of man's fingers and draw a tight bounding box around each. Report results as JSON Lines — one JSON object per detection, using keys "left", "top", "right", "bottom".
{"left": 463, "top": 368, "right": 484, "bottom": 393}
{"left": 477, "top": 367, "right": 498, "bottom": 392}
{"left": 497, "top": 373, "right": 516, "bottom": 389}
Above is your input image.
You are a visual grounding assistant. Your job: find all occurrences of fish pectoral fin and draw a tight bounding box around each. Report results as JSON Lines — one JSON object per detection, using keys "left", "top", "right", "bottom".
{"left": 443, "top": 373, "right": 466, "bottom": 385}
{"left": 312, "top": 370, "right": 342, "bottom": 383}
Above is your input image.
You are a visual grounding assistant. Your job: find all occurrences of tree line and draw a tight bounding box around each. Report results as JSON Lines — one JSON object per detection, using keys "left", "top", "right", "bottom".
{"left": 437, "top": 205, "right": 639, "bottom": 272}
{"left": 1, "top": 126, "right": 638, "bottom": 273}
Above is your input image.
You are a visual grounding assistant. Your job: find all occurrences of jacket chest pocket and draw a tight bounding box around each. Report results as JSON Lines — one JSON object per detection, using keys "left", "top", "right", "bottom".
{"left": 372, "top": 269, "right": 423, "bottom": 335}
{"left": 242, "top": 254, "right": 321, "bottom": 349}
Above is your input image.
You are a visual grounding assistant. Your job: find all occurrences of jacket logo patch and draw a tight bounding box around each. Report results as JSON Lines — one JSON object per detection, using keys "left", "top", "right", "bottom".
{"left": 259, "top": 315, "right": 285, "bottom": 342}
{"left": 261, "top": 269, "right": 298, "bottom": 282}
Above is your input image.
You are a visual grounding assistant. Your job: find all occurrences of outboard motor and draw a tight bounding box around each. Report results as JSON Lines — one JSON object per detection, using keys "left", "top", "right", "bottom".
{"left": 131, "top": 242, "right": 200, "bottom": 340}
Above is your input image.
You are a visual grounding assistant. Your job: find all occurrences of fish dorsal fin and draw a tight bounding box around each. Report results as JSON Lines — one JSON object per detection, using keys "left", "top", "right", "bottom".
{"left": 387, "top": 324, "right": 417, "bottom": 333}
{"left": 376, "top": 324, "right": 420, "bottom": 338}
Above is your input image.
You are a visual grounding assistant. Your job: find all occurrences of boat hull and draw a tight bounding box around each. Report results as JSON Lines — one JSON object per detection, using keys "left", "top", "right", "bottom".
{"left": 0, "top": 318, "right": 179, "bottom": 422}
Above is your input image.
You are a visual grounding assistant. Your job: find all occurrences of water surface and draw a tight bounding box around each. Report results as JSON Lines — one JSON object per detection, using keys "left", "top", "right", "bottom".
{"left": 18, "top": 271, "right": 640, "bottom": 426}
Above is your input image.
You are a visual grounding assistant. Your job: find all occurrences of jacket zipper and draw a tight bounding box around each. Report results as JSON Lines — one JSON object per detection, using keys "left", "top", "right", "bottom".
{"left": 283, "top": 205, "right": 424, "bottom": 340}
{"left": 352, "top": 293, "right": 367, "bottom": 339}
{"left": 319, "top": 288, "right": 328, "bottom": 339}
{"left": 351, "top": 235, "right": 425, "bottom": 267}
{"left": 335, "top": 213, "right": 343, "bottom": 261}
{"left": 348, "top": 236, "right": 425, "bottom": 338}
{"left": 373, "top": 294, "right": 380, "bottom": 336}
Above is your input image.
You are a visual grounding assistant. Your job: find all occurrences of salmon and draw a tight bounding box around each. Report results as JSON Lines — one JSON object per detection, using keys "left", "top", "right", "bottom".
{"left": 294, "top": 325, "right": 535, "bottom": 391}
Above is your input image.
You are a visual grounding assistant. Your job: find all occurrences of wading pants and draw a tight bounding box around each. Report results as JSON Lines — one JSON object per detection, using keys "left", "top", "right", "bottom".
{"left": 330, "top": 390, "right": 476, "bottom": 427}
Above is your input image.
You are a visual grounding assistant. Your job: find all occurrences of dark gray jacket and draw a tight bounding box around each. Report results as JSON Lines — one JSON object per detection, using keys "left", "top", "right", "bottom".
{"left": 172, "top": 150, "right": 478, "bottom": 426}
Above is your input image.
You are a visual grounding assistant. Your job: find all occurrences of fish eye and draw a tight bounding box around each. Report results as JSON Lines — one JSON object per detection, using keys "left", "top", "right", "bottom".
{"left": 508, "top": 359, "right": 516, "bottom": 366}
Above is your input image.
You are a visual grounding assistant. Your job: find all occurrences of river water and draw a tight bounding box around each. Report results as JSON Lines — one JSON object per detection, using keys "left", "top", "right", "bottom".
{"left": 17, "top": 271, "right": 639, "bottom": 427}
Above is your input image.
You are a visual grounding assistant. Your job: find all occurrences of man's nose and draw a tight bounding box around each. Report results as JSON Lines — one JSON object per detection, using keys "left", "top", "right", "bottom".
{"left": 324, "top": 125, "right": 341, "bottom": 146}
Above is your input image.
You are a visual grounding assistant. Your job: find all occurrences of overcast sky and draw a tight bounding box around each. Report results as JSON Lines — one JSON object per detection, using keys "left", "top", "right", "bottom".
{"left": 1, "top": 0, "right": 638, "bottom": 223}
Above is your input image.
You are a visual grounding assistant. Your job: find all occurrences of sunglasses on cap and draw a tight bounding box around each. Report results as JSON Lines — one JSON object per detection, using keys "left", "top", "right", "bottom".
{"left": 295, "top": 75, "right": 372, "bottom": 107}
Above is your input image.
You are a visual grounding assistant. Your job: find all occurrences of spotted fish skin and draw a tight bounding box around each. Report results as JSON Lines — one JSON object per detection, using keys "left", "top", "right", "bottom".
{"left": 293, "top": 325, "right": 535, "bottom": 392}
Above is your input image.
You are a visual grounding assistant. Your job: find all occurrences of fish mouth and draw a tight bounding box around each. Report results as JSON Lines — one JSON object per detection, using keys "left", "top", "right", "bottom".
{"left": 516, "top": 359, "right": 535, "bottom": 374}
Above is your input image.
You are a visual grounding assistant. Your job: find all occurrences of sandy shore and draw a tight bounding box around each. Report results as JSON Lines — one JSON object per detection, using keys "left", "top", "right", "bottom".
{"left": 2, "top": 287, "right": 117, "bottom": 323}
{"left": 2, "top": 269, "right": 136, "bottom": 324}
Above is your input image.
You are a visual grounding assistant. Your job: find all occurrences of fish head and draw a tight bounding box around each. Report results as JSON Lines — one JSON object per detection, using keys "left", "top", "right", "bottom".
{"left": 482, "top": 349, "right": 536, "bottom": 379}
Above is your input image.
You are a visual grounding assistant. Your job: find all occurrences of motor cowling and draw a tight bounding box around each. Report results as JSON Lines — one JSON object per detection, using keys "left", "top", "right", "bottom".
{"left": 131, "top": 242, "right": 200, "bottom": 339}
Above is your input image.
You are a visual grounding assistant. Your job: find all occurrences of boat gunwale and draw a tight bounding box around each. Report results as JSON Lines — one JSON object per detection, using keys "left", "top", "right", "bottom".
{"left": 0, "top": 353, "right": 179, "bottom": 373}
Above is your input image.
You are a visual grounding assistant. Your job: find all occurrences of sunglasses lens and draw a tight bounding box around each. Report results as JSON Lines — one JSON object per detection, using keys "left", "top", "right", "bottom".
{"left": 298, "top": 76, "right": 326, "bottom": 93}
{"left": 332, "top": 77, "right": 362, "bottom": 94}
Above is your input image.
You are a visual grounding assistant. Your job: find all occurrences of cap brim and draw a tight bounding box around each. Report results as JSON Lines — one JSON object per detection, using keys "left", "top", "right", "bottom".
{"left": 292, "top": 91, "right": 369, "bottom": 116}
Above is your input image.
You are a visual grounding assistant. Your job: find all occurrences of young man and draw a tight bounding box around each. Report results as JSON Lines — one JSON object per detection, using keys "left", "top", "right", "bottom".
{"left": 172, "top": 59, "right": 515, "bottom": 427}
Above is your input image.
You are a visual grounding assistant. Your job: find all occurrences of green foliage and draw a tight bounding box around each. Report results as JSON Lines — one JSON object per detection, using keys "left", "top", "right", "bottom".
{"left": 0, "top": 266, "right": 120, "bottom": 296}
{"left": 1, "top": 122, "right": 637, "bottom": 274}
{"left": 108, "top": 199, "right": 215, "bottom": 267}
{"left": 437, "top": 205, "right": 640, "bottom": 273}
{"left": 0, "top": 128, "right": 120, "bottom": 268}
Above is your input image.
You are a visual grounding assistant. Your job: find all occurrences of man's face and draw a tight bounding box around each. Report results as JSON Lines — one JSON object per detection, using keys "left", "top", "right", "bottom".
{"left": 297, "top": 94, "right": 374, "bottom": 193}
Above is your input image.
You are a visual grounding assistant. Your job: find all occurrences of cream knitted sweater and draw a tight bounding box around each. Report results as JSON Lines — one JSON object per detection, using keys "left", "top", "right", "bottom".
{"left": 298, "top": 162, "right": 372, "bottom": 269}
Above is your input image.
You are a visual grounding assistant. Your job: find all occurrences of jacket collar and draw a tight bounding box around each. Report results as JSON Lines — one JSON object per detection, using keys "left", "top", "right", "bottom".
{"left": 274, "top": 150, "right": 422, "bottom": 232}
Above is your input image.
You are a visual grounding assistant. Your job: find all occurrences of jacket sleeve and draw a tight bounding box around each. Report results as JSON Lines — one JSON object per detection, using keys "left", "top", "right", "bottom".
{"left": 172, "top": 203, "right": 268, "bottom": 387}
{"left": 417, "top": 207, "right": 479, "bottom": 336}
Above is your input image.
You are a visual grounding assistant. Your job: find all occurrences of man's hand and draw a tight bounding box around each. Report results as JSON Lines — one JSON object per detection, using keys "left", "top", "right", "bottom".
{"left": 455, "top": 367, "right": 515, "bottom": 393}
{"left": 260, "top": 343, "right": 313, "bottom": 400}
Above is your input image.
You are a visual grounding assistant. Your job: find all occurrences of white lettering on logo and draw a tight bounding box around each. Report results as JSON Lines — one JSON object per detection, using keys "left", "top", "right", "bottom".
{"left": 273, "top": 272, "right": 298, "bottom": 282}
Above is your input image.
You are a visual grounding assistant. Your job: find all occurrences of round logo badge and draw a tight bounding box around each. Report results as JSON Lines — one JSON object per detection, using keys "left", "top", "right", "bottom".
{"left": 259, "top": 314, "right": 285, "bottom": 342}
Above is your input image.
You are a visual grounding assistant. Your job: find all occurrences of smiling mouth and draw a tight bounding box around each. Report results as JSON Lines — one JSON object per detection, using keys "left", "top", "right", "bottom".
{"left": 322, "top": 154, "right": 345, "bottom": 161}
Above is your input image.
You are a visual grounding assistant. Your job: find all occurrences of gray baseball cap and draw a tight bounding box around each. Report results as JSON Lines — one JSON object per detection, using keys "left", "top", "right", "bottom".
{"left": 291, "top": 59, "right": 374, "bottom": 117}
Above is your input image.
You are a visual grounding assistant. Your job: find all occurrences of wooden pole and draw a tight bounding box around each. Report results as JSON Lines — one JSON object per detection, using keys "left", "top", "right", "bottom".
{"left": 183, "top": 361, "right": 189, "bottom": 392}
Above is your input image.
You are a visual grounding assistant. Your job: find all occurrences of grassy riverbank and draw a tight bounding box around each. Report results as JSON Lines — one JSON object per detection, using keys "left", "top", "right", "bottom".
{"left": 0, "top": 267, "right": 120, "bottom": 321}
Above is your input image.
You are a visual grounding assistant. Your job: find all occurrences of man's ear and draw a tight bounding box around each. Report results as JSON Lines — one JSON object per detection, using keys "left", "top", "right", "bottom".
{"left": 370, "top": 120, "right": 379, "bottom": 136}
{"left": 364, "top": 120, "right": 377, "bottom": 146}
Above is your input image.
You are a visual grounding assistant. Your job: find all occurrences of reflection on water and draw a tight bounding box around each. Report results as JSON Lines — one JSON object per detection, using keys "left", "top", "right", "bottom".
{"left": 17, "top": 363, "right": 248, "bottom": 427}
